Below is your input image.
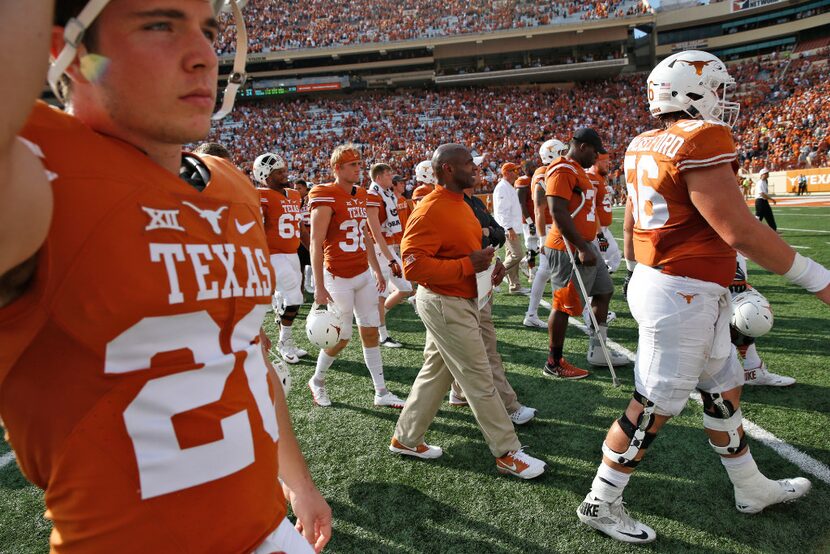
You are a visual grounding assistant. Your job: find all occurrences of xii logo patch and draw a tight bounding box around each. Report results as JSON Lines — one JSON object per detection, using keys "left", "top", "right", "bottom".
{"left": 142, "top": 207, "right": 185, "bottom": 232}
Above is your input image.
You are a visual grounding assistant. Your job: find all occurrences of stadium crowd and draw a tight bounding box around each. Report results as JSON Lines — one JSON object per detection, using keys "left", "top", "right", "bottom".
{"left": 205, "top": 50, "right": 828, "bottom": 193}
{"left": 215, "top": 0, "right": 651, "bottom": 54}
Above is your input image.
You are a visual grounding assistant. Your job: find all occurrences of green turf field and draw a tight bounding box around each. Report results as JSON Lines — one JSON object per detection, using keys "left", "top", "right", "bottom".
{"left": 2, "top": 205, "right": 829, "bottom": 553}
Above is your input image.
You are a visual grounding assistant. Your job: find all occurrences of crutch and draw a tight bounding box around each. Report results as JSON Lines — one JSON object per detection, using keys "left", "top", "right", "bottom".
{"left": 561, "top": 188, "right": 620, "bottom": 387}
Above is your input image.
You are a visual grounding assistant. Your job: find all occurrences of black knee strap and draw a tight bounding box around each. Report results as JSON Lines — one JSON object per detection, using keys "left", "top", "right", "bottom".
{"left": 281, "top": 305, "right": 300, "bottom": 323}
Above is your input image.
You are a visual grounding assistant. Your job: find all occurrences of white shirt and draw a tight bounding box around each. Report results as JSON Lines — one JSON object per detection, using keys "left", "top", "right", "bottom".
{"left": 755, "top": 178, "right": 769, "bottom": 199}
{"left": 492, "top": 178, "right": 524, "bottom": 234}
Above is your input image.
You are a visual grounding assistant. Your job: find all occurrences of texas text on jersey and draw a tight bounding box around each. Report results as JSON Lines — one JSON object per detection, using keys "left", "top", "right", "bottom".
{"left": 0, "top": 102, "right": 285, "bottom": 553}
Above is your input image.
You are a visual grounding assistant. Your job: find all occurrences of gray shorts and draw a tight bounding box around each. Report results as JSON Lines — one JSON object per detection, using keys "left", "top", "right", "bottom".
{"left": 546, "top": 242, "right": 614, "bottom": 305}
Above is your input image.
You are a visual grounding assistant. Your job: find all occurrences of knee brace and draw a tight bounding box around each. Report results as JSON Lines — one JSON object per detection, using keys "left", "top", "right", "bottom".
{"left": 700, "top": 390, "right": 747, "bottom": 456}
{"left": 280, "top": 305, "right": 300, "bottom": 323}
{"left": 602, "top": 391, "right": 658, "bottom": 468}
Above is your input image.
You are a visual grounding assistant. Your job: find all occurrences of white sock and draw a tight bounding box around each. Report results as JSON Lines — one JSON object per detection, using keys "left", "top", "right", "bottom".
{"left": 312, "top": 351, "right": 336, "bottom": 386}
{"left": 526, "top": 265, "right": 549, "bottom": 317}
{"left": 379, "top": 325, "right": 389, "bottom": 342}
{"left": 743, "top": 343, "right": 762, "bottom": 369}
{"left": 721, "top": 449, "right": 764, "bottom": 487}
{"left": 590, "top": 462, "right": 631, "bottom": 502}
{"left": 362, "top": 346, "right": 386, "bottom": 393}
{"left": 279, "top": 324, "right": 292, "bottom": 343}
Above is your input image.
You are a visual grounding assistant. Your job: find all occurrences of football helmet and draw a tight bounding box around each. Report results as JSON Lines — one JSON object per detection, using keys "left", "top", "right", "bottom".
{"left": 646, "top": 50, "right": 740, "bottom": 128}
{"left": 305, "top": 304, "right": 344, "bottom": 349}
{"left": 253, "top": 153, "right": 287, "bottom": 184}
{"left": 731, "top": 290, "right": 773, "bottom": 338}
{"left": 539, "top": 139, "right": 568, "bottom": 164}
{"left": 415, "top": 160, "right": 436, "bottom": 185}
{"left": 49, "top": 0, "right": 248, "bottom": 119}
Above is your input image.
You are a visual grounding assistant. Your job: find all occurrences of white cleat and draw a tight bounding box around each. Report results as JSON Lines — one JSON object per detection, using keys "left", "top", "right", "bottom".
{"left": 278, "top": 339, "right": 300, "bottom": 364}
{"left": 587, "top": 341, "right": 631, "bottom": 367}
{"left": 509, "top": 405, "right": 537, "bottom": 425}
{"left": 577, "top": 494, "right": 657, "bottom": 544}
{"left": 380, "top": 336, "right": 403, "bottom": 348}
{"left": 374, "top": 390, "right": 405, "bottom": 409}
{"left": 496, "top": 448, "right": 546, "bottom": 479}
{"left": 523, "top": 314, "right": 547, "bottom": 328}
{"left": 744, "top": 363, "right": 795, "bottom": 387}
{"left": 735, "top": 477, "right": 811, "bottom": 514}
{"left": 308, "top": 378, "right": 331, "bottom": 407}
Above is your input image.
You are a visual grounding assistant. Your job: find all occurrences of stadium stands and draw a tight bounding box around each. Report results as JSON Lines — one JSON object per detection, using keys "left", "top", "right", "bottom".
{"left": 204, "top": 50, "right": 828, "bottom": 191}
{"left": 215, "top": 0, "right": 652, "bottom": 54}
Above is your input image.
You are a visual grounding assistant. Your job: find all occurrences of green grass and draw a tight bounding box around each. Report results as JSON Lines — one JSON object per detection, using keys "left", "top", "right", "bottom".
{"left": 2, "top": 206, "right": 829, "bottom": 553}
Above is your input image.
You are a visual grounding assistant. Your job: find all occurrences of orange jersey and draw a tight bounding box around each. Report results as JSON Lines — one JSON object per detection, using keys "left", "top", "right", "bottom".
{"left": 412, "top": 183, "right": 435, "bottom": 203}
{"left": 588, "top": 169, "right": 614, "bottom": 228}
{"left": 389, "top": 195, "right": 412, "bottom": 246}
{"left": 531, "top": 166, "right": 553, "bottom": 228}
{"left": 259, "top": 187, "right": 303, "bottom": 254}
{"left": 2, "top": 103, "right": 285, "bottom": 553}
{"left": 308, "top": 183, "right": 378, "bottom": 278}
{"left": 544, "top": 157, "right": 597, "bottom": 251}
{"left": 624, "top": 119, "right": 738, "bottom": 286}
{"left": 514, "top": 175, "right": 534, "bottom": 220}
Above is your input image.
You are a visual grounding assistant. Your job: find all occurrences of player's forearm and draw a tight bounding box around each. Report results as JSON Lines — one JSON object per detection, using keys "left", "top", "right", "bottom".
{"left": 367, "top": 211, "right": 394, "bottom": 261}
{"left": 623, "top": 199, "right": 635, "bottom": 261}
{"left": 365, "top": 232, "right": 383, "bottom": 274}
{"left": 551, "top": 202, "right": 589, "bottom": 251}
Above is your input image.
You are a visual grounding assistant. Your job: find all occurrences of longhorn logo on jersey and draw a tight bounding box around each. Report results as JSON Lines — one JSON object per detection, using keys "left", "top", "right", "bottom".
{"left": 182, "top": 202, "right": 228, "bottom": 235}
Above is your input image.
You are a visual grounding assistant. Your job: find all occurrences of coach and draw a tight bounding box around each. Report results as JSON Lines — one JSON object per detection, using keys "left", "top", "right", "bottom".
{"left": 493, "top": 162, "right": 528, "bottom": 294}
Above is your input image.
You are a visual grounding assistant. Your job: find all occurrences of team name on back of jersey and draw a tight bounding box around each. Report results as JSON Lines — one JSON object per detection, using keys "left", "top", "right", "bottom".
{"left": 150, "top": 242, "right": 273, "bottom": 305}
{"left": 628, "top": 133, "right": 686, "bottom": 160}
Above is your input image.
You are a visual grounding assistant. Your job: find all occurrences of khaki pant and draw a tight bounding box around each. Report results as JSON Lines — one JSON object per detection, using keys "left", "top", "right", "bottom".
{"left": 451, "top": 297, "right": 521, "bottom": 414}
{"left": 394, "top": 287, "right": 521, "bottom": 457}
{"left": 503, "top": 234, "right": 524, "bottom": 291}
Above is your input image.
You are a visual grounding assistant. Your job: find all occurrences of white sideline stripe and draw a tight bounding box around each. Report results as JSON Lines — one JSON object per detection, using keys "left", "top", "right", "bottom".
{"left": 565, "top": 317, "right": 830, "bottom": 486}
{"left": 0, "top": 451, "right": 15, "bottom": 470}
{"left": 779, "top": 227, "right": 830, "bottom": 234}
{"left": 791, "top": 245, "right": 812, "bottom": 249}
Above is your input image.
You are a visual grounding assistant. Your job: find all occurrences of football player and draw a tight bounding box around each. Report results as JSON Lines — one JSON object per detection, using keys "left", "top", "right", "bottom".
{"left": 578, "top": 51, "right": 828, "bottom": 544}
{"left": 366, "top": 164, "right": 413, "bottom": 348}
{"left": 515, "top": 161, "right": 537, "bottom": 280}
{"left": 541, "top": 129, "right": 624, "bottom": 380}
{"left": 254, "top": 152, "right": 310, "bottom": 365}
{"left": 730, "top": 254, "right": 795, "bottom": 386}
{"left": 523, "top": 138, "right": 566, "bottom": 328}
{"left": 0, "top": 1, "right": 331, "bottom": 552}
{"left": 307, "top": 144, "right": 404, "bottom": 409}
{"left": 411, "top": 160, "right": 437, "bottom": 204}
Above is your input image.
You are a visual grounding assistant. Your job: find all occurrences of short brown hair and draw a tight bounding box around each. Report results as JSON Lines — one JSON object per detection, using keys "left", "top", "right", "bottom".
{"left": 370, "top": 163, "right": 392, "bottom": 181}
{"left": 193, "top": 142, "right": 233, "bottom": 160}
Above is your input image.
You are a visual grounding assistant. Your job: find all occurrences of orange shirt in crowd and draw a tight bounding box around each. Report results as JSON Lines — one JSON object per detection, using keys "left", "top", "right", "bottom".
{"left": 259, "top": 187, "right": 303, "bottom": 254}
{"left": 401, "top": 186, "right": 481, "bottom": 298}
{"left": 544, "top": 157, "right": 597, "bottom": 251}
{"left": 624, "top": 119, "right": 738, "bottom": 286}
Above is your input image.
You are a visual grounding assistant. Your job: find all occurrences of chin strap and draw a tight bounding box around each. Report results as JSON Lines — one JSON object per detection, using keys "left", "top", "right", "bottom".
{"left": 47, "top": 0, "right": 111, "bottom": 103}
{"left": 213, "top": 0, "right": 248, "bottom": 121}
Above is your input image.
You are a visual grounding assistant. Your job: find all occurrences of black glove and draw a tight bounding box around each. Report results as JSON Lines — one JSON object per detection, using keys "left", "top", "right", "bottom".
{"left": 597, "top": 232, "right": 609, "bottom": 253}
{"left": 622, "top": 269, "right": 634, "bottom": 300}
{"left": 528, "top": 222, "right": 537, "bottom": 237}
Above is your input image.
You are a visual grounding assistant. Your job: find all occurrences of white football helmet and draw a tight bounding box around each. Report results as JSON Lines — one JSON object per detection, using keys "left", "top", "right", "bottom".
{"left": 731, "top": 289, "right": 773, "bottom": 338}
{"left": 253, "top": 153, "right": 287, "bottom": 184}
{"left": 415, "top": 160, "right": 436, "bottom": 185}
{"left": 539, "top": 139, "right": 568, "bottom": 164}
{"left": 305, "top": 304, "right": 344, "bottom": 349}
{"left": 647, "top": 50, "right": 740, "bottom": 128}
{"left": 49, "top": 0, "right": 248, "bottom": 119}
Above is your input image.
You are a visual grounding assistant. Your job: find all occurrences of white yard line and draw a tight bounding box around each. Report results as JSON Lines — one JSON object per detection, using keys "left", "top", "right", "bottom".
{"left": 563, "top": 316, "right": 830, "bottom": 485}
{"left": 791, "top": 245, "right": 812, "bottom": 249}
{"left": 0, "top": 451, "right": 16, "bottom": 471}
{"left": 779, "top": 227, "right": 830, "bottom": 234}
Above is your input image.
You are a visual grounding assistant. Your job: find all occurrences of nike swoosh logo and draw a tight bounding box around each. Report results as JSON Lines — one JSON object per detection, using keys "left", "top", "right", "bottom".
{"left": 499, "top": 461, "right": 518, "bottom": 472}
{"left": 235, "top": 219, "right": 256, "bottom": 234}
{"left": 396, "top": 443, "right": 421, "bottom": 452}
{"left": 619, "top": 530, "right": 649, "bottom": 540}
